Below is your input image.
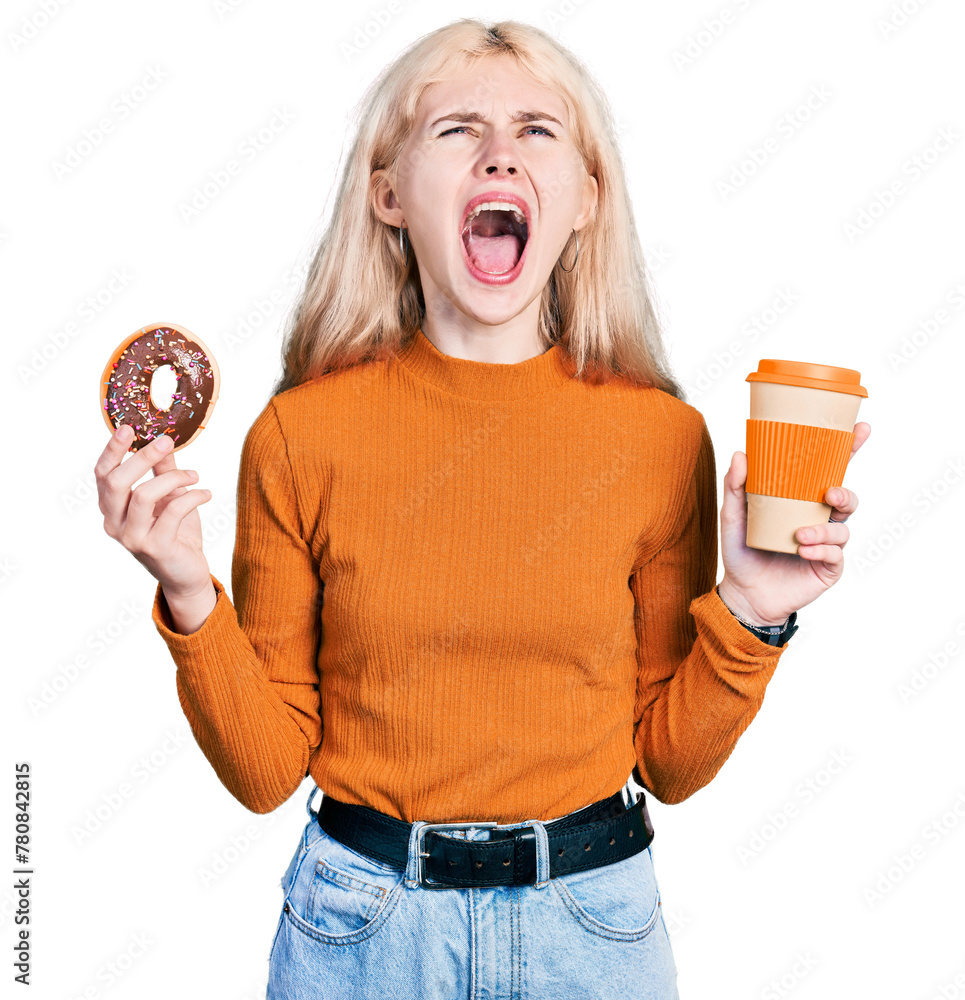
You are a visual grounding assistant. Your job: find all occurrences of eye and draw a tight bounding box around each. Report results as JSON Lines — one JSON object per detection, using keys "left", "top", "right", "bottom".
{"left": 437, "top": 125, "right": 556, "bottom": 138}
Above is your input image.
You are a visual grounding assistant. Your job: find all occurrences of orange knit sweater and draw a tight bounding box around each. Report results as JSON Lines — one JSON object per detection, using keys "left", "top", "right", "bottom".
{"left": 152, "top": 328, "right": 788, "bottom": 822}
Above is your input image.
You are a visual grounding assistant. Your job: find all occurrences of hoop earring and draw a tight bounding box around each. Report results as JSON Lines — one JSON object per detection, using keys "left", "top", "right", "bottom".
{"left": 399, "top": 224, "right": 409, "bottom": 267}
{"left": 558, "top": 229, "right": 579, "bottom": 272}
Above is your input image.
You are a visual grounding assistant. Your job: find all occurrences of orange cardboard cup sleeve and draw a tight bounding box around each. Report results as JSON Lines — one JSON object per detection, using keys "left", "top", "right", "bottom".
{"left": 745, "top": 419, "right": 855, "bottom": 503}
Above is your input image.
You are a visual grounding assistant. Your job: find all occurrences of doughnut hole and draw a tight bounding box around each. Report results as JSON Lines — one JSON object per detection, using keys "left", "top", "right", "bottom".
{"left": 150, "top": 364, "right": 179, "bottom": 411}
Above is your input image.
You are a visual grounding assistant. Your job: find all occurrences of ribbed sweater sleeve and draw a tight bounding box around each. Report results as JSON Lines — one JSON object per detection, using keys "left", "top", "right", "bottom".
{"left": 630, "top": 412, "right": 784, "bottom": 804}
{"left": 151, "top": 400, "right": 322, "bottom": 814}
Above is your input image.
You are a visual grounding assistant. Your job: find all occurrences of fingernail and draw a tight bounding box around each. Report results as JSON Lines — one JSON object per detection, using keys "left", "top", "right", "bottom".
{"left": 799, "top": 528, "right": 814, "bottom": 541}
{"left": 156, "top": 435, "right": 173, "bottom": 450}
{"left": 827, "top": 489, "right": 840, "bottom": 503}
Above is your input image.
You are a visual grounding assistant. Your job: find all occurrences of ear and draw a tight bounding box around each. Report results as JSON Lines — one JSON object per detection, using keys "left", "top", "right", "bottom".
{"left": 574, "top": 171, "right": 599, "bottom": 231}
{"left": 371, "top": 169, "right": 404, "bottom": 227}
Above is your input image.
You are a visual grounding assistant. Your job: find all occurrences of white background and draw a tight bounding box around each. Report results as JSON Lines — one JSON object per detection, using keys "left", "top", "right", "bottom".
{"left": 3, "top": 0, "right": 964, "bottom": 998}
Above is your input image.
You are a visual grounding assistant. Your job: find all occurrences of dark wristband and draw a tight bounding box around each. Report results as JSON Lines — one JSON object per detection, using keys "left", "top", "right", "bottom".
{"left": 736, "top": 611, "right": 798, "bottom": 646}
{"left": 716, "top": 586, "right": 799, "bottom": 646}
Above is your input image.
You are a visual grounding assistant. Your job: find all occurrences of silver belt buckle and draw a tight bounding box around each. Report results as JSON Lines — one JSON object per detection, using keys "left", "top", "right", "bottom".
{"left": 416, "top": 821, "right": 499, "bottom": 889}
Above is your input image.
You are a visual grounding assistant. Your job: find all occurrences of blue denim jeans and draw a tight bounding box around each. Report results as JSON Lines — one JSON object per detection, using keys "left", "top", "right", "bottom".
{"left": 267, "top": 782, "right": 679, "bottom": 999}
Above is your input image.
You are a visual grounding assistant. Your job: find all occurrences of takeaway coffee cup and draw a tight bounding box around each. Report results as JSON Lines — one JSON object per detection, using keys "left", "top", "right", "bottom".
{"left": 745, "top": 360, "right": 867, "bottom": 554}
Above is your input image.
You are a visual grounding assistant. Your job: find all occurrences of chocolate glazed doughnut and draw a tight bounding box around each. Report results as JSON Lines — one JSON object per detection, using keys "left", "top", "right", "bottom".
{"left": 100, "top": 322, "right": 220, "bottom": 453}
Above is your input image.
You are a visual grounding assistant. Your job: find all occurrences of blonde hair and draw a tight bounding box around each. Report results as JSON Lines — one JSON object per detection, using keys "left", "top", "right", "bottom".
{"left": 270, "top": 18, "right": 684, "bottom": 399}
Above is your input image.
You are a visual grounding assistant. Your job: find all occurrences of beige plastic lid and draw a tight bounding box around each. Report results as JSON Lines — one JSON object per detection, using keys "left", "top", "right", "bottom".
{"left": 746, "top": 359, "right": 867, "bottom": 397}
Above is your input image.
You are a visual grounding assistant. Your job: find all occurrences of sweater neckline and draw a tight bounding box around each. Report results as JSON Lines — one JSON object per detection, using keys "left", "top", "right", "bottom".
{"left": 396, "top": 327, "right": 574, "bottom": 401}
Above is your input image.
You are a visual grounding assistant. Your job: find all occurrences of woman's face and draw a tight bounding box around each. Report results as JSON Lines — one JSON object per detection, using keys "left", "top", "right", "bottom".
{"left": 372, "top": 53, "right": 598, "bottom": 333}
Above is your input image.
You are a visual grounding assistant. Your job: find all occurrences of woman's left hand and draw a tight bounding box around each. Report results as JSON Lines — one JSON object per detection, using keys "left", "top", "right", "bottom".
{"left": 716, "top": 422, "right": 872, "bottom": 626}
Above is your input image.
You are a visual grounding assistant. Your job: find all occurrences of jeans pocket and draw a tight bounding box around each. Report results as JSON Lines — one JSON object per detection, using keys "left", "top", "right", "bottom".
{"left": 283, "top": 826, "right": 404, "bottom": 945}
{"left": 551, "top": 844, "right": 661, "bottom": 942}
{"left": 269, "top": 818, "right": 322, "bottom": 960}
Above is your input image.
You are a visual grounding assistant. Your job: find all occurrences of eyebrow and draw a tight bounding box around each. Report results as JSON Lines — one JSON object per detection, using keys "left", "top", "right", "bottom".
{"left": 427, "top": 109, "right": 564, "bottom": 131}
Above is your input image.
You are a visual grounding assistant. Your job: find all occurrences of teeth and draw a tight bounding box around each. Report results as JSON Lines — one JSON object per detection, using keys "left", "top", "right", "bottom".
{"left": 464, "top": 201, "right": 526, "bottom": 227}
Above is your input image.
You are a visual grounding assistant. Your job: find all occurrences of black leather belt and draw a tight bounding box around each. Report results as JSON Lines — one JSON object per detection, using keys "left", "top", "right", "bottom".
{"left": 317, "top": 789, "right": 654, "bottom": 889}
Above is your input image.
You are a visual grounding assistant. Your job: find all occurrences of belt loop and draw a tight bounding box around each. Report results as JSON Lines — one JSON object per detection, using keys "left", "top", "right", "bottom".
{"left": 622, "top": 777, "right": 635, "bottom": 810}
{"left": 405, "top": 821, "right": 429, "bottom": 889}
{"left": 529, "top": 820, "right": 551, "bottom": 890}
{"left": 500, "top": 817, "right": 552, "bottom": 889}
{"left": 306, "top": 783, "right": 321, "bottom": 821}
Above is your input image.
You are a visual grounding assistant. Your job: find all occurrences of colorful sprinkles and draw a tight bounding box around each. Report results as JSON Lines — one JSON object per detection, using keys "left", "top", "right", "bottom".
{"left": 103, "top": 325, "right": 216, "bottom": 451}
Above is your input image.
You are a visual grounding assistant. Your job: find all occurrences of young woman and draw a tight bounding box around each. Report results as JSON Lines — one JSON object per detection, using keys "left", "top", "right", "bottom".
{"left": 95, "top": 18, "right": 869, "bottom": 999}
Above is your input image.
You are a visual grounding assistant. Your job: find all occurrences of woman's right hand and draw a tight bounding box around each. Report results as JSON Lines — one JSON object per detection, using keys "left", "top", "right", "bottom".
{"left": 95, "top": 424, "right": 213, "bottom": 600}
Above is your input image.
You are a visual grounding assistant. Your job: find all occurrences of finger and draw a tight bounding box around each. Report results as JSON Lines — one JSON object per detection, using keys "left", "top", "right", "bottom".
{"left": 151, "top": 439, "right": 182, "bottom": 478}
{"left": 149, "top": 488, "right": 212, "bottom": 549}
{"left": 101, "top": 433, "right": 178, "bottom": 516}
{"left": 131, "top": 468, "right": 198, "bottom": 508}
{"left": 95, "top": 423, "right": 136, "bottom": 476}
{"left": 797, "top": 542, "right": 844, "bottom": 568}
{"left": 824, "top": 486, "right": 858, "bottom": 517}
{"left": 797, "top": 522, "right": 850, "bottom": 547}
{"left": 720, "top": 451, "right": 749, "bottom": 533}
{"left": 726, "top": 450, "right": 748, "bottom": 491}
{"left": 125, "top": 469, "right": 200, "bottom": 540}
{"left": 95, "top": 424, "right": 140, "bottom": 518}
{"left": 152, "top": 485, "right": 191, "bottom": 518}
{"left": 849, "top": 421, "right": 871, "bottom": 459}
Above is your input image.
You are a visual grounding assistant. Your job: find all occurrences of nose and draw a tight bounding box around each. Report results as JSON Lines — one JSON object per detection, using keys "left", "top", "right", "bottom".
{"left": 480, "top": 129, "right": 517, "bottom": 176}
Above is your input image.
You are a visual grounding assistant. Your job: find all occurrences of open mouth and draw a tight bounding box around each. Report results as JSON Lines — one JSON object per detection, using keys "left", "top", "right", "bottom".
{"left": 460, "top": 200, "right": 529, "bottom": 280}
